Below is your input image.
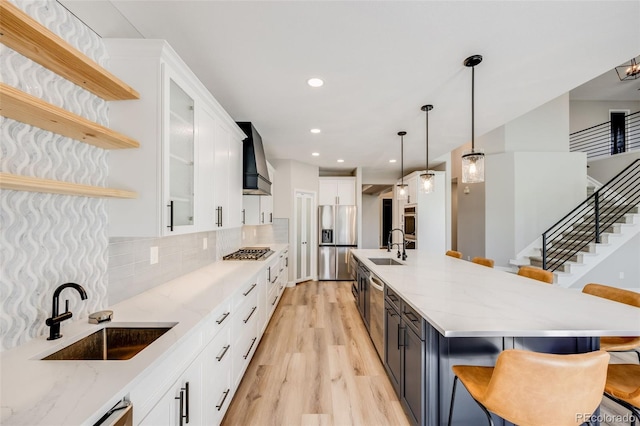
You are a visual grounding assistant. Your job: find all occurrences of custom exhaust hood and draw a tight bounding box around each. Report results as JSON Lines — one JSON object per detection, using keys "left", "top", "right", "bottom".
{"left": 236, "top": 122, "right": 271, "bottom": 195}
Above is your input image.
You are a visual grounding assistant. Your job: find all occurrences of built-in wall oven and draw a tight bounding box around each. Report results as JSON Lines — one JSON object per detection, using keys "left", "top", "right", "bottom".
{"left": 403, "top": 206, "right": 416, "bottom": 249}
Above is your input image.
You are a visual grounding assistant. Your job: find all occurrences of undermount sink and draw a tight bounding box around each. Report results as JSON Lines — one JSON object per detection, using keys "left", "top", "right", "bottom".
{"left": 41, "top": 324, "right": 175, "bottom": 361}
{"left": 368, "top": 258, "right": 404, "bottom": 266}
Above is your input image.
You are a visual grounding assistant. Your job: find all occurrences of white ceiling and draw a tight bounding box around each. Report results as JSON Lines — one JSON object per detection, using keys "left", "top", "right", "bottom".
{"left": 60, "top": 1, "right": 640, "bottom": 180}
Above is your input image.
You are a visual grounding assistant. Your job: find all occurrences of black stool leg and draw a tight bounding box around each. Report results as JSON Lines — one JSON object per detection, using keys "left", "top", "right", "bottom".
{"left": 448, "top": 376, "right": 459, "bottom": 426}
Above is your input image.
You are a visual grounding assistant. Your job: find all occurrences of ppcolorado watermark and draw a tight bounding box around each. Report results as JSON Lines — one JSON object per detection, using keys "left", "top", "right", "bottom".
{"left": 576, "top": 412, "right": 636, "bottom": 423}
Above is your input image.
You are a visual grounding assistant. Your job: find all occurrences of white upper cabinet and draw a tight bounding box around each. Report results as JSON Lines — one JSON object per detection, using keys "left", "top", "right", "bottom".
{"left": 242, "top": 162, "right": 274, "bottom": 225}
{"left": 319, "top": 177, "right": 356, "bottom": 205}
{"left": 104, "top": 39, "right": 244, "bottom": 237}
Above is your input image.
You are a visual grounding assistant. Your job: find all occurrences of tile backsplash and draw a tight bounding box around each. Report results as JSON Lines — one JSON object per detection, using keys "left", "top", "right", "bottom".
{"left": 108, "top": 228, "right": 242, "bottom": 304}
{"left": 242, "top": 218, "right": 289, "bottom": 245}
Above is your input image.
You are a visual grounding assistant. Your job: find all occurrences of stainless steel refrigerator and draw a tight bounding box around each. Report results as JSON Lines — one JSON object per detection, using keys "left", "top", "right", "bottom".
{"left": 318, "top": 205, "right": 357, "bottom": 280}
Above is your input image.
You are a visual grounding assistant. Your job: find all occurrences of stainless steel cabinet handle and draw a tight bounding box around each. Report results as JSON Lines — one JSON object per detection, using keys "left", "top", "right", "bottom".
{"left": 167, "top": 201, "right": 174, "bottom": 231}
{"left": 243, "top": 337, "right": 257, "bottom": 359}
{"left": 243, "top": 306, "right": 257, "bottom": 323}
{"left": 216, "top": 311, "right": 230, "bottom": 324}
{"left": 216, "top": 389, "right": 230, "bottom": 411}
{"left": 243, "top": 283, "right": 257, "bottom": 296}
{"left": 216, "top": 344, "right": 230, "bottom": 362}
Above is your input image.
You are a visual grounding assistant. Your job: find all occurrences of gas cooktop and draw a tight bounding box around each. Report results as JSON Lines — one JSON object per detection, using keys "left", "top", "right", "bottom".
{"left": 223, "top": 247, "right": 274, "bottom": 261}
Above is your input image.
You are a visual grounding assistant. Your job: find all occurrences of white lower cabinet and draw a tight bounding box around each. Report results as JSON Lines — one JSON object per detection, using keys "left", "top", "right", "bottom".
{"left": 132, "top": 247, "right": 288, "bottom": 425}
{"left": 139, "top": 351, "right": 203, "bottom": 426}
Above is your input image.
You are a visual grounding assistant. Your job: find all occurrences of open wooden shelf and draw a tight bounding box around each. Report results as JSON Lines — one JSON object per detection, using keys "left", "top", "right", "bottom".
{"left": 0, "top": 83, "right": 140, "bottom": 149}
{"left": 0, "top": 0, "right": 139, "bottom": 101}
{"left": 0, "top": 173, "right": 137, "bottom": 199}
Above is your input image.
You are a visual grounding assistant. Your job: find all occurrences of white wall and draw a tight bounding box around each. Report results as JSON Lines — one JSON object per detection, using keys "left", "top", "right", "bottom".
{"left": 570, "top": 233, "right": 640, "bottom": 292}
{"left": 570, "top": 100, "right": 640, "bottom": 133}
{"left": 587, "top": 150, "right": 640, "bottom": 184}
{"left": 361, "top": 194, "right": 380, "bottom": 249}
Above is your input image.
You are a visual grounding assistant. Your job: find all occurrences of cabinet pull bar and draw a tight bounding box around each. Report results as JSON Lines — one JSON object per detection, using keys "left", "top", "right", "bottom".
{"left": 175, "top": 390, "right": 184, "bottom": 426}
{"left": 216, "top": 344, "right": 230, "bottom": 361}
{"left": 388, "top": 294, "right": 398, "bottom": 302}
{"left": 243, "top": 306, "right": 257, "bottom": 323}
{"left": 243, "top": 337, "right": 257, "bottom": 359}
{"left": 404, "top": 311, "right": 420, "bottom": 323}
{"left": 216, "top": 311, "right": 230, "bottom": 324}
{"left": 167, "top": 201, "right": 174, "bottom": 231}
{"left": 216, "top": 389, "right": 230, "bottom": 411}
{"left": 269, "top": 212, "right": 272, "bottom": 223}
{"left": 261, "top": 212, "right": 264, "bottom": 224}
{"left": 398, "top": 324, "right": 404, "bottom": 349}
{"left": 183, "top": 382, "right": 189, "bottom": 423}
{"left": 242, "top": 209, "right": 245, "bottom": 224}
{"left": 271, "top": 295, "right": 278, "bottom": 306}
{"left": 243, "top": 283, "right": 257, "bottom": 296}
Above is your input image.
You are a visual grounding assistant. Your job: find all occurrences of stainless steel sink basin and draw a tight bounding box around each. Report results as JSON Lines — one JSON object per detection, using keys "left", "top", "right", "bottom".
{"left": 42, "top": 325, "right": 174, "bottom": 361}
{"left": 368, "top": 258, "right": 404, "bottom": 266}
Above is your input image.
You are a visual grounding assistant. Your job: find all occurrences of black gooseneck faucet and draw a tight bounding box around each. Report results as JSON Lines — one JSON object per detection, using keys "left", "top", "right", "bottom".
{"left": 45, "top": 282, "right": 88, "bottom": 340}
{"left": 387, "top": 228, "right": 407, "bottom": 261}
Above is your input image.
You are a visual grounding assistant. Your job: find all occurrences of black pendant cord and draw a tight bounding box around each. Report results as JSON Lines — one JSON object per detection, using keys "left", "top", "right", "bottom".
{"left": 398, "top": 131, "right": 407, "bottom": 187}
{"left": 471, "top": 65, "right": 475, "bottom": 152}
{"left": 426, "top": 108, "right": 429, "bottom": 169}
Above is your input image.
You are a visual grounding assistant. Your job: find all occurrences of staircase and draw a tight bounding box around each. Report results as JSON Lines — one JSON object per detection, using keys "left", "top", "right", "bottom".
{"left": 511, "top": 159, "right": 640, "bottom": 287}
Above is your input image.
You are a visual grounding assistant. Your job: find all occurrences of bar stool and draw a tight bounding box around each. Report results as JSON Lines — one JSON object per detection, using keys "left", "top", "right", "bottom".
{"left": 448, "top": 349, "right": 609, "bottom": 426}
{"left": 472, "top": 257, "right": 494, "bottom": 268}
{"left": 446, "top": 250, "right": 463, "bottom": 259}
{"left": 604, "top": 364, "right": 640, "bottom": 424}
{"left": 582, "top": 283, "right": 640, "bottom": 362}
{"left": 517, "top": 265, "right": 554, "bottom": 284}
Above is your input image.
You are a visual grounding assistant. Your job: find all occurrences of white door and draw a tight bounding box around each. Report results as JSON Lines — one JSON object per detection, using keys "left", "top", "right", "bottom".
{"left": 295, "top": 191, "right": 314, "bottom": 282}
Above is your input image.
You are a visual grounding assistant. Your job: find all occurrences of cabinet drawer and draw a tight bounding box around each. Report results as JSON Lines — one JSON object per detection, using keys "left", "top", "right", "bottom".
{"left": 401, "top": 301, "right": 425, "bottom": 340}
{"left": 385, "top": 286, "right": 401, "bottom": 312}
{"left": 234, "top": 278, "right": 259, "bottom": 309}
{"left": 209, "top": 362, "right": 232, "bottom": 424}
{"left": 209, "top": 326, "right": 232, "bottom": 369}
{"left": 233, "top": 298, "right": 259, "bottom": 338}
{"left": 232, "top": 328, "right": 259, "bottom": 387}
{"left": 202, "top": 301, "right": 232, "bottom": 344}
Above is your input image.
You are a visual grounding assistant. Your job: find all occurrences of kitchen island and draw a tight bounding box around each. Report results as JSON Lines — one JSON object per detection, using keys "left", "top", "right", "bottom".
{"left": 351, "top": 249, "right": 640, "bottom": 426}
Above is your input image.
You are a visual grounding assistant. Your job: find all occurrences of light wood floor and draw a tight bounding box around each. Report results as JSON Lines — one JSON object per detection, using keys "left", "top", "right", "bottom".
{"left": 223, "top": 280, "right": 638, "bottom": 426}
{"left": 222, "top": 280, "right": 409, "bottom": 426}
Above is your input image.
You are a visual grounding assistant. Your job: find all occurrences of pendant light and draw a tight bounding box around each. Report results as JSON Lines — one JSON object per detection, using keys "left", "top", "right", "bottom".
{"left": 461, "top": 54, "right": 485, "bottom": 184}
{"left": 397, "top": 131, "right": 408, "bottom": 200}
{"left": 420, "top": 105, "right": 435, "bottom": 194}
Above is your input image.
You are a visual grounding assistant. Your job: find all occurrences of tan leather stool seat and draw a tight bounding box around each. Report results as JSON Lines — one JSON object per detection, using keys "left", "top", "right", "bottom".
{"left": 472, "top": 257, "right": 494, "bottom": 268}
{"left": 448, "top": 349, "right": 610, "bottom": 426}
{"left": 604, "top": 364, "right": 640, "bottom": 422}
{"left": 446, "top": 250, "right": 463, "bottom": 259}
{"left": 582, "top": 283, "right": 640, "bottom": 362}
{"left": 517, "top": 265, "right": 554, "bottom": 284}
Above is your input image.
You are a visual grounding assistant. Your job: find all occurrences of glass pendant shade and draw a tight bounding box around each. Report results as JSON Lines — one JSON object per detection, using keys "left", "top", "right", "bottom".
{"left": 461, "top": 150, "right": 485, "bottom": 183}
{"left": 419, "top": 172, "right": 435, "bottom": 194}
{"left": 397, "top": 183, "right": 408, "bottom": 200}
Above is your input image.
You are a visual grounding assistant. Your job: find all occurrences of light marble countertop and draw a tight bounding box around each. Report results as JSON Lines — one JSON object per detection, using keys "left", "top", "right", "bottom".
{"left": 351, "top": 249, "right": 640, "bottom": 338}
{"left": 0, "top": 244, "right": 287, "bottom": 426}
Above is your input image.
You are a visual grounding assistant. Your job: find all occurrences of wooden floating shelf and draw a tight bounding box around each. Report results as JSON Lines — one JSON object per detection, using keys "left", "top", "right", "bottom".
{"left": 0, "top": 83, "right": 140, "bottom": 149}
{"left": 0, "top": 173, "right": 137, "bottom": 199}
{"left": 0, "top": 0, "right": 139, "bottom": 101}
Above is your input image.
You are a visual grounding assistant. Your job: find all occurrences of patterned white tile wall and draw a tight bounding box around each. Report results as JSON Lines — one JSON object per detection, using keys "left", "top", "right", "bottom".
{"left": 0, "top": 0, "right": 109, "bottom": 351}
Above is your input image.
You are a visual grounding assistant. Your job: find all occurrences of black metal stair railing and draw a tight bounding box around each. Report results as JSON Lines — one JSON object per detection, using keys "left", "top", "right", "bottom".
{"left": 570, "top": 111, "right": 640, "bottom": 159}
{"left": 542, "top": 159, "right": 640, "bottom": 272}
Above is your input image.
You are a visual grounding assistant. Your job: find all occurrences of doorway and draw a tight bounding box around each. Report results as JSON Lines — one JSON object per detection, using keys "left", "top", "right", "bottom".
{"left": 294, "top": 191, "right": 315, "bottom": 283}
{"left": 381, "top": 198, "right": 392, "bottom": 248}
{"left": 610, "top": 110, "right": 629, "bottom": 155}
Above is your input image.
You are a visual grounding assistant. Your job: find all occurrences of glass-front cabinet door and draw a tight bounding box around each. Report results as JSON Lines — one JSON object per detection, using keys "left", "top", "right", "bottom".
{"left": 167, "top": 78, "right": 195, "bottom": 232}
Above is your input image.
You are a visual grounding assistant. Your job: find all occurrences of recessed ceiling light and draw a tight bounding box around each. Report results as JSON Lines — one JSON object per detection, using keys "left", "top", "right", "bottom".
{"left": 337, "top": 159, "right": 344, "bottom": 163}
{"left": 312, "top": 152, "right": 320, "bottom": 156}
{"left": 307, "top": 78, "right": 324, "bottom": 87}
{"left": 310, "top": 128, "right": 321, "bottom": 134}
{"left": 389, "top": 159, "right": 397, "bottom": 163}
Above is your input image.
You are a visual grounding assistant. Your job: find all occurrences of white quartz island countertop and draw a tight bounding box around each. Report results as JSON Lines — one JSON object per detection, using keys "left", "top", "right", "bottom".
{"left": 351, "top": 249, "right": 640, "bottom": 338}
{"left": 0, "top": 244, "right": 287, "bottom": 426}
